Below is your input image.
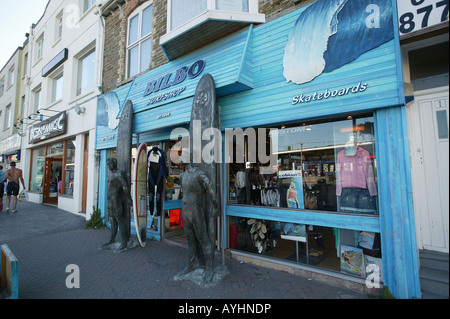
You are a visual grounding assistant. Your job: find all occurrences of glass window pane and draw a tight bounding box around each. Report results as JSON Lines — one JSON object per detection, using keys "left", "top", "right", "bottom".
{"left": 227, "top": 115, "right": 378, "bottom": 215}
{"left": 171, "top": 0, "right": 207, "bottom": 30}
{"left": 142, "top": 5, "right": 153, "bottom": 37}
{"left": 140, "top": 38, "right": 152, "bottom": 73}
{"left": 52, "top": 73, "right": 63, "bottom": 102}
{"left": 65, "top": 139, "right": 76, "bottom": 195}
{"left": 128, "top": 14, "right": 139, "bottom": 45}
{"left": 436, "top": 110, "right": 449, "bottom": 139}
{"left": 78, "top": 50, "right": 95, "bottom": 96}
{"left": 216, "top": 0, "right": 248, "bottom": 12}
{"left": 128, "top": 46, "right": 139, "bottom": 78}
{"left": 31, "top": 147, "right": 46, "bottom": 192}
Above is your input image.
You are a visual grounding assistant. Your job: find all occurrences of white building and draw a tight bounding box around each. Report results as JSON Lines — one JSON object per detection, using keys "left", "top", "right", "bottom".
{"left": 21, "top": 0, "right": 105, "bottom": 217}
{"left": 0, "top": 40, "right": 28, "bottom": 170}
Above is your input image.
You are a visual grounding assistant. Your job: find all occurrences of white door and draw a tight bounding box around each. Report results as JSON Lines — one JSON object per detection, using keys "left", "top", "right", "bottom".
{"left": 407, "top": 87, "right": 449, "bottom": 253}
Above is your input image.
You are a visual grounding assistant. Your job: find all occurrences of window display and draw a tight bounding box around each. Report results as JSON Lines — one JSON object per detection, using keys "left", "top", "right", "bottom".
{"left": 228, "top": 114, "right": 378, "bottom": 215}
{"left": 229, "top": 216, "right": 382, "bottom": 281}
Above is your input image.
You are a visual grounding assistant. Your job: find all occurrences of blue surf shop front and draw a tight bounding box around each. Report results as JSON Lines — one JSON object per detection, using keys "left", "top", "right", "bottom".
{"left": 95, "top": 0, "right": 421, "bottom": 299}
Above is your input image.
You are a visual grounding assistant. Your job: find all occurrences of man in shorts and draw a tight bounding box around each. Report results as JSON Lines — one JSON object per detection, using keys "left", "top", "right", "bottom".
{"left": 5, "top": 162, "right": 26, "bottom": 213}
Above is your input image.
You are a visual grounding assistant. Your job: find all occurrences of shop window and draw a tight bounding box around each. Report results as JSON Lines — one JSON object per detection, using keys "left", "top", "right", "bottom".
{"left": 229, "top": 216, "right": 383, "bottom": 281}
{"left": 76, "top": 48, "right": 95, "bottom": 96}
{"left": 227, "top": 115, "right": 378, "bottom": 215}
{"left": 65, "top": 139, "right": 76, "bottom": 195}
{"left": 126, "top": 1, "right": 153, "bottom": 78}
{"left": 30, "top": 147, "right": 46, "bottom": 192}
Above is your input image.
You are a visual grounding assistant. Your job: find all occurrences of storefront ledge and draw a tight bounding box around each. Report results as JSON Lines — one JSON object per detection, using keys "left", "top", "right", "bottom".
{"left": 226, "top": 249, "right": 383, "bottom": 297}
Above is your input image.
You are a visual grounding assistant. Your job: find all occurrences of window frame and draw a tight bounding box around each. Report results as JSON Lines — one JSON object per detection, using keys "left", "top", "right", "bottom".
{"left": 126, "top": 1, "right": 153, "bottom": 79}
{"left": 55, "top": 10, "right": 63, "bottom": 42}
{"left": 7, "top": 66, "right": 15, "bottom": 88}
{"left": 4, "top": 104, "right": 11, "bottom": 130}
{"left": 50, "top": 69, "right": 64, "bottom": 104}
{"left": 82, "top": 0, "right": 96, "bottom": 14}
{"left": 36, "top": 34, "right": 44, "bottom": 61}
{"left": 76, "top": 46, "right": 96, "bottom": 97}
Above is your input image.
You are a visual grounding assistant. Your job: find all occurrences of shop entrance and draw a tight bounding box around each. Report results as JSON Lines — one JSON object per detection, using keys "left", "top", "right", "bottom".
{"left": 408, "top": 88, "right": 449, "bottom": 253}
{"left": 43, "top": 157, "right": 63, "bottom": 204}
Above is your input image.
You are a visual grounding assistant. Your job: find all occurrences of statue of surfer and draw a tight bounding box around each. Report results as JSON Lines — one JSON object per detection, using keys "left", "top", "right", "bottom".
{"left": 176, "top": 162, "right": 218, "bottom": 284}
{"left": 104, "top": 157, "right": 132, "bottom": 250}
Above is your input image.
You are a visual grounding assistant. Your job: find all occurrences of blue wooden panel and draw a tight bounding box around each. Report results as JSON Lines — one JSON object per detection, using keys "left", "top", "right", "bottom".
{"left": 375, "top": 106, "right": 421, "bottom": 299}
{"left": 163, "top": 200, "right": 182, "bottom": 210}
{"left": 226, "top": 205, "right": 380, "bottom": 233}
{"left": 219, "top": 1, "right": 403, "bottom": 129}
{"left": 98, "top": 150, "right": 108, "bottom": 221}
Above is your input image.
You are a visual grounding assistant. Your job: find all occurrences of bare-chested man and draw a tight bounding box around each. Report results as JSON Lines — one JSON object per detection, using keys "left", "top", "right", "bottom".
{"left": 5, "top": 162, "right": 25, "bottom": 213}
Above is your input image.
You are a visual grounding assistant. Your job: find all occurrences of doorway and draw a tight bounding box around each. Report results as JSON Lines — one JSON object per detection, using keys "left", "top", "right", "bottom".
{"left": 43, "top": 157, "right": 63, "bottom": 204}
{"left": 407, "top": 88, "right": 449, "bottom": 253}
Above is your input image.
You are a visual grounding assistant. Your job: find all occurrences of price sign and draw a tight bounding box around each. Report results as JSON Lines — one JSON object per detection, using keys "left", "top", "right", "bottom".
{"left": 397, "top": 0, "right": 449, "bottom": 35}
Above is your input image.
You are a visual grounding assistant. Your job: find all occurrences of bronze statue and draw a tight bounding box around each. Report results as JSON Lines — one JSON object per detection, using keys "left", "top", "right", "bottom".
{"left": 175, "top": 163, "right": 218, "bottom": 284}
{"left": 104, "top": 157, "right": 132, "bottom": 251}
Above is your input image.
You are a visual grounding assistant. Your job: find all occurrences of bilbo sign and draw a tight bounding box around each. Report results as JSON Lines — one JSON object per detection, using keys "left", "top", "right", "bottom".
{"left": 29, "top": 112, "right": 67, "bottom": 144}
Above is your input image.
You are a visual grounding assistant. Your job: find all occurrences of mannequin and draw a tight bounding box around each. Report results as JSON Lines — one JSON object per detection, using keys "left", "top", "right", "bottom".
{"left": 336, "top": 135, "right": 377, "bottom": 214}
{"left": 147, "top": 145, "right": 168, "bottom": 217}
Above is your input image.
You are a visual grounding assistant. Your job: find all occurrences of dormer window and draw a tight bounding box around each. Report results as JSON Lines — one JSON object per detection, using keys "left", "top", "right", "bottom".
{"left": 162, "top": 0, "right": 264, "bottom": 60}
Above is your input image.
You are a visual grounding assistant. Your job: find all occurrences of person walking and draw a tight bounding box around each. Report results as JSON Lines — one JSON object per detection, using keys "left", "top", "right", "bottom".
{"left": 0, "top": 165, "right": 5, "bottom": 211}
{"left": 5, "top": 162, "right": 25, "bottom": 213}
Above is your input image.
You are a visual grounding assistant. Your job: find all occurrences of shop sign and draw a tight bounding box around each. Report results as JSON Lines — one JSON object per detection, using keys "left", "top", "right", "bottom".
{"left": 278, "top": 170, "right": 303, "bottom": 178}
{"left": 143, "top": 60, "right": 205, "bottom": 98}
{"left": 397, "top": 0, "right": 449, "bottom": 35}
{"left": 29, "top": 112, "right": 67, "bottom": 144}
{"left": 42, "top": 48, "right": 68, "bottom": 77}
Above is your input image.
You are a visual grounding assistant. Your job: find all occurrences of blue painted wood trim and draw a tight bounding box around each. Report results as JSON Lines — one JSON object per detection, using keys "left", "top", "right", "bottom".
{"left": 163, "top": 200, "right": 182, "bottom": 210}
{"left": 98, "top": 150, "right": 109, "bottom": 221}
{"left": 375, "top": 106, "right": 421, "bottom": 299}
{"left": 226, "top": 205, "right": 380, "bottom": 233}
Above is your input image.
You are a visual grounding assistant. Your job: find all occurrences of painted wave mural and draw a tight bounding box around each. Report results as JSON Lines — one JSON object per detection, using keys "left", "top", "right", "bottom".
{"left": 97, "top": 91, "right": 121, "bottom": 130}
{"left": 283, "top": 0, "right": 394, "bottom": 85}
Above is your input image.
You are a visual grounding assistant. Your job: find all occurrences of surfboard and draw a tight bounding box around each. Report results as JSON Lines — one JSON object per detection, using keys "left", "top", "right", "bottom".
{"left": 190, "top": 73, "right": 218, "bottom": 190}
{"left": 133, "top": 142, "right": 148, "bottom": 247}
{"left": 189, "top": 73, "right": 218, "bottom": 248}
{"left": 116, "top": 100, "right": 133, "bottom": 240}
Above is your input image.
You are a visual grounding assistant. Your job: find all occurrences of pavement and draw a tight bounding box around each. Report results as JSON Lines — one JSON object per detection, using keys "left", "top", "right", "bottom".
{"left": 0, "top": 201, "right": 371, "bottom": 303}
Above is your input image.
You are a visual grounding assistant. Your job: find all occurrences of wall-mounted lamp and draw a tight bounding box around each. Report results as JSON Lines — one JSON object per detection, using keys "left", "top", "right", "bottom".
{"left": 74, "top": 104, "right": 85, "bottom": 115}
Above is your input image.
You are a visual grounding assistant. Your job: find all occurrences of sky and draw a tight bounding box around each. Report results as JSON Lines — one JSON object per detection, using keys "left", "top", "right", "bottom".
{"left": 0, "top": 0, "right": 50, "bottom": 69}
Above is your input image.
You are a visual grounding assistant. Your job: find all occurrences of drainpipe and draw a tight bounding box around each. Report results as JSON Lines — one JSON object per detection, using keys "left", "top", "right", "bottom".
{"left": 93, "top": 2, "right": 106, "bottom": 95}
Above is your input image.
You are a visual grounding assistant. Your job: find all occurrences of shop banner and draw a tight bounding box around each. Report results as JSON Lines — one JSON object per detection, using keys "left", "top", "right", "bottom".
{"left": 28, "top": 112, "right": 67, "bottom": 144}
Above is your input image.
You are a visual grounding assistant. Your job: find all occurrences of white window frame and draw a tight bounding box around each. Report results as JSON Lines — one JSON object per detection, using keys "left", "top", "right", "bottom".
{"left": 55, "top": 10, "right": 63, "bottom": 42}
{"left": 7, "top": 66, "right": 15, "bottom": 88}
{"left": 76, "top": 46, "right": 96, "bottom": 96}
{"left": 126, "top": 1, "right": 153, "bottom": 79}
{"left": 0, "top": 78, "right": 4, "bottom": 96}
{"left": 32, "top": 85, "right": 42, "bottom": 114}
{"left": 50, "top": 69, "right": 64, "bottom": 103}
{"left": 4, "top": 104, "right": 11, "bottom": 130}
{"left": 163, "top": 0, "right": 264, "bottom": 43}
{"left": 82, "top": 0, "right": 96, "bottom": 14}
{"left": 36, "top": 34, "right": 44, "bottom": 61}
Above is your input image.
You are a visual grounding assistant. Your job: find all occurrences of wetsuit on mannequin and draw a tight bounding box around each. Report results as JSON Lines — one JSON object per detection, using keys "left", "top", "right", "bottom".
{"left": 147, "top": 146, "right": 168, "bottom": 216}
